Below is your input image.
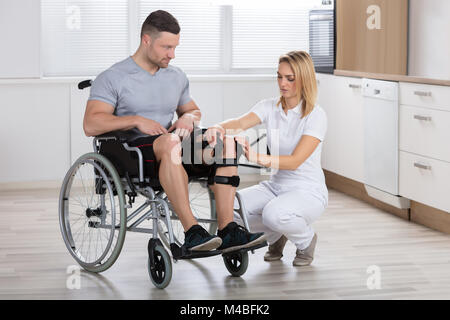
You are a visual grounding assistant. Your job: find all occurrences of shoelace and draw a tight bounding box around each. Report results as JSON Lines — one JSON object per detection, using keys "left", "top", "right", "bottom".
{"left": 229, "top": 224, "right": 249, "bottom": 243}
{"left": 187, "top": 227, "right": 210, "bottom": 243}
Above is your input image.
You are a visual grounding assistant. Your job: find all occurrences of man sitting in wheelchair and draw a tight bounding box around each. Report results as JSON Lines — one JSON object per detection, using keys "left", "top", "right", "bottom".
{"left": 82, "top": 10, "right": 265, "bottom": 253}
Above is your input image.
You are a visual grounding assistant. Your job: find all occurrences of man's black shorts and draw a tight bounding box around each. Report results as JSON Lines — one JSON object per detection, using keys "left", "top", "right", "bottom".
{"left": 99, "top": 128, "right": 215, "bottom": 181}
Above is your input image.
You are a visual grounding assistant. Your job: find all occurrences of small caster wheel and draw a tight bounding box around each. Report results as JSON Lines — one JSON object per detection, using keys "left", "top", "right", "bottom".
{"left": 223, "top": 251, "right": 249, "bottom": 277}
{"left": 148, "top": 244, "right": 172, "bottom": 289}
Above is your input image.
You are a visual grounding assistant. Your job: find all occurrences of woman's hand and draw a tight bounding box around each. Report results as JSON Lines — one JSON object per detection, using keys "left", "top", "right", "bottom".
{"left": 168, "top": 115, "right": 194, "bottom": 140}
{"left": 234, "top": 136, "right": 258, "bottom": 163}
{"left": 204, "top": 124, "right": 226, "bottom": 147}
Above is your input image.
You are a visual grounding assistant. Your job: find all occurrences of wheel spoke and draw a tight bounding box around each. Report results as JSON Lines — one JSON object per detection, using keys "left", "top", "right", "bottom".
{"left": 60, "top": 155, "right": 125, "bottom": 272}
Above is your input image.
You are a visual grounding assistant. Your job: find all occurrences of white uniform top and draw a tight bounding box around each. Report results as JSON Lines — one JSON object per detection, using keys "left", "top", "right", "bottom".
{"left": 250, "top": 97, "right": 328, "bottom": 206}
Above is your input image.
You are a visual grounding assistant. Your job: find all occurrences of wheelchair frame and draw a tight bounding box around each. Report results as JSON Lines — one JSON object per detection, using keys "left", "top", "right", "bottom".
{"left": 90, "top": 133, "right": 247, "bottom": 241}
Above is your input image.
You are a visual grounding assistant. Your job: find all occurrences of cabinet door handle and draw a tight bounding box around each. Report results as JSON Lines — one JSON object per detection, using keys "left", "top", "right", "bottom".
{"left": 348, "top": 84, "right": 361, "bottom": 89}
{"left": 414, "top": 162, "right": 432, "bottom": 170}
{"left": 414, "top": 91, "right": 432, "bottom": 97}
{"left": 413, "top": 115, "right": 432, "bottom": 121}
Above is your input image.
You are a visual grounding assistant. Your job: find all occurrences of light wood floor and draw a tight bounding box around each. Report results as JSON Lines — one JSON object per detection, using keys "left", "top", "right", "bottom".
{"left": 1, "top": 183, "right": 450, "bottom": 300}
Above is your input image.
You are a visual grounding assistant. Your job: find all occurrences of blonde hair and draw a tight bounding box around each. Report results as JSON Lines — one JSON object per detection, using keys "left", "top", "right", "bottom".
{"left": 277, "top": 51, "right": 318, "bottom": 119}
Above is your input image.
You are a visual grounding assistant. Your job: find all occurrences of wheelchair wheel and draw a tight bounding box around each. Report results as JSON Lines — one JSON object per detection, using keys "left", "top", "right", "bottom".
{"left": 158, "top": 178, "right": 217, "bottom": 249}
{"left": 148, "top": 244, "right": 172, "bottom": 289}
{"left": 223, "top": 251, "right": 249, "bottom": 277}
{"left": 59, "top": 152, "right": 127, "bottom": 273}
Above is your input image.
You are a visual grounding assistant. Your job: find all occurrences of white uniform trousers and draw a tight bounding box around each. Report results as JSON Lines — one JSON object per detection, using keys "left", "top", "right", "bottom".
{"left": 234, "top": 180, "right": 326, "bottom": 250}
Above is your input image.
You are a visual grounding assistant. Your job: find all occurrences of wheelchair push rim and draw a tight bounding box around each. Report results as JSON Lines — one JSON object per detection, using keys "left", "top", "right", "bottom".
{"left": 59, "top": 153, "right": 127, "bottom": 273}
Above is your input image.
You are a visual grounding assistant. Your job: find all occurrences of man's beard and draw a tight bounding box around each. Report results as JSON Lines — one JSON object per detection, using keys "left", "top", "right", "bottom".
{"left": 147, "top": 55, "right": 169, "bottom": 68}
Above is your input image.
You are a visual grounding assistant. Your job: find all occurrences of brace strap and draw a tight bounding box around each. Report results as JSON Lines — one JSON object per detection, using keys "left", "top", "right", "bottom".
{"left": 208, "top": 175, "right": 240, "bottom": 187}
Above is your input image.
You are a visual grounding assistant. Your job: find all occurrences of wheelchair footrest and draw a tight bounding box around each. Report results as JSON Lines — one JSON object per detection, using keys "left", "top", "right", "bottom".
{"left": 221, "top": 241, "right": 268, "bottom": 257}
{"left": 170, "top": 240, "right": 268, "bottom": 260}
{"left": 170, "top": 243, "right": 223, "bottom": 260}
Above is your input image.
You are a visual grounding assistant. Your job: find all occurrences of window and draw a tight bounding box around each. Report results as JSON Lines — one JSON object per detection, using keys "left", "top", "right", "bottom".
{"left": 41, "top": 0, "right": 128, "bottom": 77}
{"left": 231, "top": 6, "right": 310, "bottom": 70}
{"left": 138, "top": 0, "right": 222, "bottom": 72}
{"left": 41, "top": 0, "right": 327, "bottom": 76}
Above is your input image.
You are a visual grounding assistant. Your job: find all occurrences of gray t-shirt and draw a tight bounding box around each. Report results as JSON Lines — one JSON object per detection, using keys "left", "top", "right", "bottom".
{"left": 88, "top": 56, "right": 192, "bottom": 138}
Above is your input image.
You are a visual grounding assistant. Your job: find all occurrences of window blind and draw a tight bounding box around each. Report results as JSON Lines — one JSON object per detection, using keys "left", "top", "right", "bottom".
{"left": 41, "top": 0, "right": 129, "bottom": 76}
{"left": 41, "top": 0, "right": 331, "bottom": 76}
{"left": 138, "top": 0, "right": 222, "bottom": 72}
{"left": 232, "top": 6, "right": 311, "bottom": 70}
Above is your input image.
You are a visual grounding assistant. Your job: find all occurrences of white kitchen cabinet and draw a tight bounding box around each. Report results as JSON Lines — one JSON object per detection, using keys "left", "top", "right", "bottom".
{"left": 399, "top": 82, "right": 450, "bottom": 212}
{"left": 399, "top": 104, "right": 450, "bottom": 163}
{"left": 399, "top": 151, "right": 450, "bottom": 213}
{"left": 316, "top": 74, "right": 365, "bottom": 183}
{"left": 400, "top": 82, "right": 450, "bottom": 112}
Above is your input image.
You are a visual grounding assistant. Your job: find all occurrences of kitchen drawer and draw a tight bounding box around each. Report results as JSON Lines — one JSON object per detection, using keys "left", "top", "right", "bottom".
{"left": 399, "top": 151, "right": 450, "bottom": 213}
{"left": 400, "top": 82, "right": 450, "bottom": 112}
{"left": 399, "top": 105, "right": 450, "bottom": 163}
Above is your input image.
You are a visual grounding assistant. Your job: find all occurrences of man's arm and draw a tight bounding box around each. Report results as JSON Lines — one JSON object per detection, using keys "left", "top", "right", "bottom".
{"left": 168, "top": 100, "right": 202, "bottom": 138}
{"left": 83, "top": 100, "right": 168, "bottom": 137}
{"left": 176, "top": 100, "right": 202, "bottom": 125}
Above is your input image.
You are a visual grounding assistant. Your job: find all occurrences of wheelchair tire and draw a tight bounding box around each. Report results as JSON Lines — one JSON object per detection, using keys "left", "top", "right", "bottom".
{"left": 59, "top": 152, "right": 127, "bottom": 273}
{"left": 148, "top": 244, "right": 172, "bottom": 289}
{"left": 223, "top": 251, "right": 249, "bottom": 277}
{"left": 158, "top": 179, "right": 217, "bottom": 249}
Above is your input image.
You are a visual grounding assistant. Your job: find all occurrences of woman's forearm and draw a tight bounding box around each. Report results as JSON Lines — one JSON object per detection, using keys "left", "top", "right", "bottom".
{"left": 255, "top": 154, "right": 301, "bottom": 170}
{"left": 217, "top": 118, "right": 245, "bottom": 134}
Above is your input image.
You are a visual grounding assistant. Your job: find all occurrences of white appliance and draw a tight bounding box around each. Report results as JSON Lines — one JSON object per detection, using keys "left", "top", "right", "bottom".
{"left": 362, "top": 78, "right": 410, "bottom": 209}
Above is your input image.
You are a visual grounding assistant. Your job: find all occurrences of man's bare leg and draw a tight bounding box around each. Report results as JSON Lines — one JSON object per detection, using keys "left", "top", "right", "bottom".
{"left": 206, "top": 135, "right": 266, "bottom": 252}
{"left": 208, "top": 136, "right": 237, "bottom": 230}
{"left": 153, "top": 133, "right": 197, "bottom": 231}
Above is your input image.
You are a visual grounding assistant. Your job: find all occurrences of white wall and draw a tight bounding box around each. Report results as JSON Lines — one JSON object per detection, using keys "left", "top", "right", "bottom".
{"left": 0, "top": 77, "right": 278, "bottom": 185}
{"left": 409, "top": 0, "right": 450, "bottom": 80}
{"left": 0, "top": 0, "right": 40, "bottom": 78}
{"left": 0, "top": 83, "right": 70, "bottom": 183}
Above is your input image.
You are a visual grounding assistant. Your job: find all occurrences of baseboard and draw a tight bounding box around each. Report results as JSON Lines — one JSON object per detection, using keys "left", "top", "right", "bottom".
{"left": 324, "top": 170, "right": 410, "bottom": 221}
{"left": 0, "top": 180, "right": 63, "bottom": 191}
{"left": 410, "top": 201, "right": 450, "bottom": 235}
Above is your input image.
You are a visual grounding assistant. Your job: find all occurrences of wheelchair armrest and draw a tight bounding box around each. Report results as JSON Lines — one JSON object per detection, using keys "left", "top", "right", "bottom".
{"left": 96, "top": 130, "right": 136, "bottom": 143}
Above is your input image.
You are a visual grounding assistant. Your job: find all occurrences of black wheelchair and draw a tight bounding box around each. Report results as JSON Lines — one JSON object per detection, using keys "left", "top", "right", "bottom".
{"left": 58, "top": 80, "right": 268, "bottom": 289}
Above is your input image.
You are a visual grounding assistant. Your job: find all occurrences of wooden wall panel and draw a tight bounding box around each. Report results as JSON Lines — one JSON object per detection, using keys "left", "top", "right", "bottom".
{"left": 336, "top": 0, "right": 408, "bottom": 75}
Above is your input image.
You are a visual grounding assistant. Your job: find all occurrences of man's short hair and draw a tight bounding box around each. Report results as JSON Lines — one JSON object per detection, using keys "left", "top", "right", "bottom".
{"left": 140, "top": 10, "right": 180, "bottom": 39}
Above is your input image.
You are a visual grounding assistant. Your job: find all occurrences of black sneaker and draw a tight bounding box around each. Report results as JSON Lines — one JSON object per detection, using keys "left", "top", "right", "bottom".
{"left": 217, "top": 222, "right": 266, "bottom": 253}
{"left": 184, "top": 225, "right": 222, "bottom": 251}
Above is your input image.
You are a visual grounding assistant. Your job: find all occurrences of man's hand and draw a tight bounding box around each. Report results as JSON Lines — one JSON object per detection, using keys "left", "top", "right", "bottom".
{"left": 204, "top": 125, "right": 226, "bottom": 147}
{"left": 135, "top": 116, "right": 168, "bottom": 136}
{"left": 168, "top": 115, "right": 194, "bottom": 140}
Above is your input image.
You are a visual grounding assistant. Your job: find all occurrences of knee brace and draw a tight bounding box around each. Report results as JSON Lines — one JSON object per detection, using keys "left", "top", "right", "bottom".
{"left": 207, "top": 159, "right": 240, "bottom": 187}
{"left": 207, "top": 139, "right": 244, "bottom": 188}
